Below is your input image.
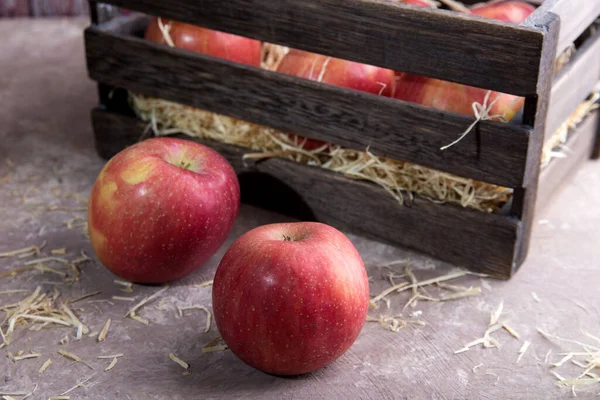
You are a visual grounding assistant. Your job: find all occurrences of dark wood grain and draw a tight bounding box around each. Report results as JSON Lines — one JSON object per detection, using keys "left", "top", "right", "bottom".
{"left": 545, "top": 29, "right": 600, "bottom": 142}
{"left": 85, "top": 24, "right": 533, "bottom": 189}
{"left": 593, "top": 120, "right": 600, "bottom": 160}
{"left": 523, "top": 0, "right": 600, "bottom": 56}
{"left": 511, "top": 14, "right": 560, "bottom": 271}
{"left": 537, "top": 111, "right": 599, "bottom": 212}
{"left": 92, "top": 108, "right": 521, "bottom": 278}
{"left": 96, "top": 0, "right": 544, "bottom": 95}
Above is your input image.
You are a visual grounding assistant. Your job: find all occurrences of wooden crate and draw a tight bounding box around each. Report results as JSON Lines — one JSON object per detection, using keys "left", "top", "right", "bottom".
{"left": 84, "top": 0, "right": 600, "bottom": 278}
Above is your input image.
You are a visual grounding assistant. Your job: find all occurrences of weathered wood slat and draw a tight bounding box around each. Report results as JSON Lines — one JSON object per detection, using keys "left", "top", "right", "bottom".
{"left": 95, "top": 0, "right": 544, "bottom": 96}
{"left": 511, "top": 13, "right": 559, "bottom": 271}
{"left": 545, "top": 30, "right": 600, "bottom": 143}
{"left": 85, "top": 25, "right": 532, "bottom": 189}
{"left": 92, "top": 108, "right": 521, "bottom": 278}
{"left": 523, "top": 0, "right": 600, "bottom": 57}
{"left": 537, "top": 111, "right": 599, "bottom": 211}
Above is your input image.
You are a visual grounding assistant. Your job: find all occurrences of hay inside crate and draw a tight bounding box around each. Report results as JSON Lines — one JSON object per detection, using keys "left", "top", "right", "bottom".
{"left": 128, "top": 43, "right": 598, "bottom": 214}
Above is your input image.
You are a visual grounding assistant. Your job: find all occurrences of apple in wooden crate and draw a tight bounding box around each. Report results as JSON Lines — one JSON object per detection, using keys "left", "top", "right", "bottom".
{"left": 470, "top": 1, "right": 536, "bottom": 23}
{"left": 276, "top": 49, "right": 396, "bottom": 149}
{"left": 145, "top": 17, "right": 262, "bottom": 66}
{"left": 88, "top": 137, "right": 240, "bottom": 284}
{"left": 394, "top": 1, "right": 535, "bottom": 119}
{"left": 212, "top": 222, "right": 370, "bottom": 375}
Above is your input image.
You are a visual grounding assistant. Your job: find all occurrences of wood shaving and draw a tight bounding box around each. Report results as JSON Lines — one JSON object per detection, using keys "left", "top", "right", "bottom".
{"left": 13, "top": 352, "right": 41, "bottom": 361}
{"left": 97, "top": 354, "right": 124, "bottom": 359}
{"left": 503, "top": 323, "right": 521, "bottom": 339}
{"left": 538, "top": 329, "right": 600, "bottom": 351}
{"left": 436, "top": 282, "right": 469, "bottom": 292}
{"left": 517, "top": 341, "right": 531, "bottom": 363}
{"left": 98, "top": 318, "right": 111, "bottom": 342}
{"left": 49, "top": 396, "right": 71, "bottom": 399}
{"left": 541, "top": 91, "right": 600, "bottom": 167}
{"left": 440, "top": 91, "right": 512, "bottom": 151}
{"left": 367, "top": 314, "right": 407, "bottom": 333}
{"left": 112, "top": 296, "right": 136, "bottom": 302}
{"left": 194, "top": 280, "right": 214, "bottom": 288}
{"left": 57, "top": 349, "right": 81, "bottom": 362}
{"left": 2, "top": 287, "right": 86, "bottom": 345}
{"left": 490, "top": 301, "right": 504, "bottom": 326}
{"left": 371, "top": 270, "right": 470, "bottom": 305}
{"left": 60, "top": 375, "right": 96, "bottom": 396}
{"left": 17, "top": 251, "right": 36, "bottom": 259}
{"left": 24, "top": 257, "right": 68, "bottom": 266}
{"left": 113, "top": 279, "right": 133, "bottom": 288}
{"left": 558, "top": 379, "right": 600, "bottom": 386}
{"left": 129, "top": 313, "right": 149, "bottom": 325}
{"left": 61, "top": 303, "right": 89, "bottom": 335}
{"left": 39, "top": 358, "right": 52, "bottom": 374}
{"left": 472, "top": 363, "right": 483, "bottom": 373}
{"left": 572, "top": 359, "right": 588, "bottom": 369}
{"left": 125, "top": 286, "right": 168, "bottom": 324}
{"left": 51, "top": 248, "right": 67, "bottom": 255}
{"left": 438, "top": 0, "right": 470, "bottom": 12}
{"left": 0, "top": 243, "right": 45, "bottom": 258}
{"left": 202, "top": 336, "right": 229, "bottom": 353}
{"left": 169, "top": 353, "right": 190, "bottom": 369}
{"left": 70, "top": 291, "right": 101, "bottom": 303}
{"left": 113, "top": 279, "right": 133, "bottom": 293}
{"left": 104, "top": 357, "right": 118, "bottom": 371}
{"left": 553, "top": 353, "right": 574, "bottom": 368}
{"left": 178, "top": 306, "right": 211, "bottom": 333}
{"left": 0, "top": 290, "right": 30, "bottom": 295}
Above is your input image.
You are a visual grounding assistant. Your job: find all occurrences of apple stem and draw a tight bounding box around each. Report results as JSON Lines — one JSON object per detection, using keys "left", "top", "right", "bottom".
{"left": 180, "top": 161, "right": 192, "bottom": 170}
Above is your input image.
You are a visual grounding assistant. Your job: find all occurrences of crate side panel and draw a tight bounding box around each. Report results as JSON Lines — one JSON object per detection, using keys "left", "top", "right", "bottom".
{"left": 537, "top": 111, "right": 599, "bottom": 211}
{"left": 85, "top": 28, "right": 532, "bottom": 189}
{"left": 98, "top": 0, "right": 543, "bottom": 95}
{"left": 92, "top": 108, "right": 520, "bottom": 278}
{"left": 524, "top": 0, "right": 600, "bottom": 56}
{"left": 511, "top": 14, "right": 560, "bottom": 272}
{"left": 545, "top": 30, "right": 600, "bottom": 143}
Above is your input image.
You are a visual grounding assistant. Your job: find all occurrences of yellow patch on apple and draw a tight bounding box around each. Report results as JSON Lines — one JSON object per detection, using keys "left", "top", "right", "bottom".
{"left": 97, "top": 180, "right": 118, "bottom": 212}
{"left": 121, "top": 159, "right": 154, "bottom": 185}
{"left": 89, "top": 223, "right": 107, "bottom": 250}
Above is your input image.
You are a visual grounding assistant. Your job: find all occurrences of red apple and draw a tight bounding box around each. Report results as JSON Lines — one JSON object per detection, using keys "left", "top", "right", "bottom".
{"left": 277, "top": 49, "right": 396, "bottom": 97}
{"left": 212, "top": 222, "right": 370, "bottom": 375}
{"left": 277, "top": 49, "right": 396, "bottom": 150}
{"left": 145, "top": 17, "right": 262, "bottom": 66}
{"left": 394, "top": 1, "right": 534, "bottom": 120}
{"left": 471, "top": 1, "right": 536, "bottom": 23}
{"left": 88, "top": 137, "right": 240, "bottom": 284}
{"left": 394, "top": 73, "right": 525, "bottom": 120}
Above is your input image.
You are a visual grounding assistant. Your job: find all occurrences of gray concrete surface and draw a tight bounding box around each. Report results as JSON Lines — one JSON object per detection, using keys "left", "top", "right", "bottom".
{"left": 1, "top": 17, "right": 599, "bottom": 400}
